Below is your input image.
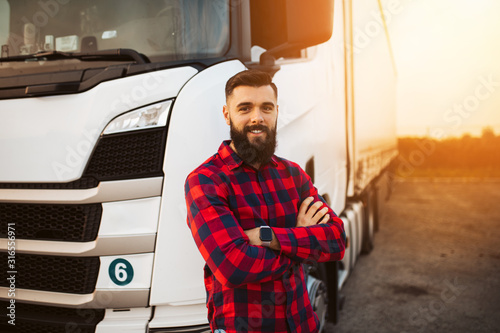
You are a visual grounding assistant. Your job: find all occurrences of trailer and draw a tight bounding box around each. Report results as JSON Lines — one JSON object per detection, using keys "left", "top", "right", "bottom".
{"left": 0, "top": 0, "right": 397, "bottom": 331}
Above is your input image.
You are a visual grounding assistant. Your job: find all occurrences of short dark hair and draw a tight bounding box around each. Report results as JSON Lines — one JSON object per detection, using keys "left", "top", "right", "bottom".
{"left": 225, "top": 70, "right": 278, "bottom": 100}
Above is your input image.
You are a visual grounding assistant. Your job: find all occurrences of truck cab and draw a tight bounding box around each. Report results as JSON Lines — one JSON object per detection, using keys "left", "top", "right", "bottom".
{"left": 0, "top": 0, "right": 396, "bottom": 332}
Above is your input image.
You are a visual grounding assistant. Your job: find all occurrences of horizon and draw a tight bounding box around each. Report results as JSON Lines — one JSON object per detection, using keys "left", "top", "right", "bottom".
{"left": 397, "top": 125, "right": 499, "bottom": 139}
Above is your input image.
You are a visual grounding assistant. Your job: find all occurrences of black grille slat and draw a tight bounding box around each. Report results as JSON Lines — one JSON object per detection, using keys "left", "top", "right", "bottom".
{"left": 84, "top": 127, "right": 166, "bottom": 180}
{"left": 0, "top": 253, "right": 100, "bottom": 294}
{"left": 0, "top": 127, "right": 166, "bottom": 189}
{"left": 0, "top": 203, "right": 102, "bottom": 242}
{"left": 0, "top": 301, "right": 104, "bottom": 333}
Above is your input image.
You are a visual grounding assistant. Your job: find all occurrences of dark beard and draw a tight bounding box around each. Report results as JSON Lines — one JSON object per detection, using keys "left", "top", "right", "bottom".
{"left": 230, "top": 122, "right": 277, "bottom": 167}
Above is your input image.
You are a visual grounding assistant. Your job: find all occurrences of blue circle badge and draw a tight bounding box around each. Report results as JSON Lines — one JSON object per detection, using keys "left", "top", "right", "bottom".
{"left": 109, "top": 258, "right": 134, "bottom": 286}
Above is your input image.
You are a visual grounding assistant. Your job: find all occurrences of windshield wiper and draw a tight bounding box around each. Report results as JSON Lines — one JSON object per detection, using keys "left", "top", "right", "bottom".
{"left": 0, "top": 48, "right": 149, "bottom": 64}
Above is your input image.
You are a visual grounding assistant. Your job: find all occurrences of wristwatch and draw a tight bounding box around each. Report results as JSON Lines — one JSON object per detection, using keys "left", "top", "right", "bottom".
{"left": 259, "top": 226, "right": 273, "bottom": 247}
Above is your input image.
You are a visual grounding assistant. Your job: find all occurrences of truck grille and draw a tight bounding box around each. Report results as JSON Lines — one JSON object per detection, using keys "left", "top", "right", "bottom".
{"left": 0, "top": 203, "right": 102, "bottom": 242}
{"left": 84, "top": 127, "right": 166, "bottom": 181}
{"left": 0, "top": 253, "right": 99, "bottom": 294}
{"left": 0, "top": 127, "right": 166, "bottom": 189}
{"left": 0, "top": 301, "right": 104, "bottom": 333}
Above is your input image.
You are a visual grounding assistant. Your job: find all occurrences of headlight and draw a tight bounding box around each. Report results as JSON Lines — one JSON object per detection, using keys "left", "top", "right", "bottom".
{"left": 103, "top": 100, "right": 172, "bottom": 135}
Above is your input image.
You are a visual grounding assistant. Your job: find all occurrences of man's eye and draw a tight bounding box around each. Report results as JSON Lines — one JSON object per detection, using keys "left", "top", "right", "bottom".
{"left": 239, "top": 107, "right": 250, "bottom": 112}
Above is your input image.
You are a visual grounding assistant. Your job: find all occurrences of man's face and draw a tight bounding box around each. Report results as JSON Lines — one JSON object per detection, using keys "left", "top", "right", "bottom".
{"left": 223, "top": 85, "right": 278, "bottom": 166}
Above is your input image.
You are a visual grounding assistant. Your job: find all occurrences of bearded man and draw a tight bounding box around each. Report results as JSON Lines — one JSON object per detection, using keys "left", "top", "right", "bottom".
{"left": 184, "top": 70, "right": 346, "bottom": 333}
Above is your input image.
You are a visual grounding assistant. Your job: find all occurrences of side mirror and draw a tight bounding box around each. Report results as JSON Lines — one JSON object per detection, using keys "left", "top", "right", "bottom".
{"left": 250, "top": 0, "right": 334, "bottom": 65}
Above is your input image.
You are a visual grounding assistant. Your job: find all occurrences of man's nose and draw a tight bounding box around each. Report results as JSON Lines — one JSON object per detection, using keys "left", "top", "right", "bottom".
{"left": 250, "top": 109, "right": 264, "bottom": 123}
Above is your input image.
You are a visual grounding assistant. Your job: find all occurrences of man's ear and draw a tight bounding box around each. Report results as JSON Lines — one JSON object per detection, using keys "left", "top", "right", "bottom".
{"left": 223, "top": 105, "right": 230, "bottom": 126}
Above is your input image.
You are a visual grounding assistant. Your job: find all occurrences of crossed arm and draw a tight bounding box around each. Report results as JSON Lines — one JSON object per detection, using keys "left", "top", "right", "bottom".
{"left": 243, "top": 196, "right": 331, "bottom": 250}
{"left": 185, "top": 171, "right": 345, "bottom": 287}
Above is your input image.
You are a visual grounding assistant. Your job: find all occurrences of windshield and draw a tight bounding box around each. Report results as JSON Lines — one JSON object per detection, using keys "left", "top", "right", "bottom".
{"left": 0, "top": 0, "right": 230, "bottom": 68}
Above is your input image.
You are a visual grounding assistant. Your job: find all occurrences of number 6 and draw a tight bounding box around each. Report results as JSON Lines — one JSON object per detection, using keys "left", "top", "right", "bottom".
{"left": 108, "top": 258, "right": 134, "bottom": 286}
{"left": 115, "top": 262, "right": 128, "bottom": 282}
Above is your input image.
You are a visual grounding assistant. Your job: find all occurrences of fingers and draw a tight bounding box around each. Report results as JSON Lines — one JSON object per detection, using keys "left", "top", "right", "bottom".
{"left": 297, "top": 197, "right": 331, "bottom": 227}
{"left": 319, "top": 213, "right": 330, "bottom": 224}
{"left": 298, "top": 196, "right": 314, "bottom": 215}
{"left": 306, "top": 201, "right": 324, "bottom": 219}
{"left": 311, "top": 206, "right": 329, "bottom": 224}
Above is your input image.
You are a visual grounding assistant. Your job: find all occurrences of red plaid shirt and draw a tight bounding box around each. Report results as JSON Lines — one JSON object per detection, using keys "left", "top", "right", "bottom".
{"left": 185, "top": 141, "right": 346, "bottom": 332}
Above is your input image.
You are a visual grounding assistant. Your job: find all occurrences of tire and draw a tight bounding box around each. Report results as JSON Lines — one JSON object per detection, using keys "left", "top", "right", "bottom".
{"left": 307, "top": 273, "right": 328, "bottom": 332}
{"left": 309, "top": 261, "right": 341, "bottom": 328}
{"left": 373, "top": 186, "right": 380, "bottom": 232}
{"left": 361, "top": 190, "right": 375, "bottom": 254}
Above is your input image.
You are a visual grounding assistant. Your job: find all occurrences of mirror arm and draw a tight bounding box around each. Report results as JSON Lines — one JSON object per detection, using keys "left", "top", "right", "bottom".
{"left": 251, "top": 42, "right": 302, "bottom": 77}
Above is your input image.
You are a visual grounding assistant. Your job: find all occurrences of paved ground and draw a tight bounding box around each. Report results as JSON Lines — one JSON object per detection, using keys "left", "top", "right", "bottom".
{"left": 326, "top": 179, "right": 500, "bottom": 333}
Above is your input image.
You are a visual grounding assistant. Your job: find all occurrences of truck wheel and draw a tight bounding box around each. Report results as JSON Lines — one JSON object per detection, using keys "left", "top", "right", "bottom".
{"left": 307, "top": 272, "right": 328, "bottom": 332}
{"left": 361, "top": 191, "right": 375, "bottom": 254}
{"left": 310, "top": 261, "right": 341, "bottom": 328}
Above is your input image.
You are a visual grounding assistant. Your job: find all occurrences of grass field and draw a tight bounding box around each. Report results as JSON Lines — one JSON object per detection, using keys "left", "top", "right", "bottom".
{"left": 396, "top": 133, "right": 500, "bottom": 178}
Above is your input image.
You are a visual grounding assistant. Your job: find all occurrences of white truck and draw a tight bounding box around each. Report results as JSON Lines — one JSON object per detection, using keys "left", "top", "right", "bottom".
{"left": 0, "top": 0, "right": 397, "bottom": 331}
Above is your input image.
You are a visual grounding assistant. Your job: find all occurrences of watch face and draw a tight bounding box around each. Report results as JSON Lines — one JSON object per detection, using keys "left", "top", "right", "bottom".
{"left": 260, "top": 227, "right": 273, "bottom": 242}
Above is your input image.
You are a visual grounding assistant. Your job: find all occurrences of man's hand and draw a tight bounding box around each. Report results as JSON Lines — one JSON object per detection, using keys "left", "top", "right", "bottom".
{"left": 296, "top": 197, "right": 330, "bottom": 227}
{"left": 244, "top": 227, "right": 281, "bottom": 250}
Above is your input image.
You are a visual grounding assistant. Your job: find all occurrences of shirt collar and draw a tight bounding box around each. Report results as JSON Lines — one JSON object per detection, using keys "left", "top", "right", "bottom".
{"left": 218, "top": 140, "right": 278, "bottom": 171}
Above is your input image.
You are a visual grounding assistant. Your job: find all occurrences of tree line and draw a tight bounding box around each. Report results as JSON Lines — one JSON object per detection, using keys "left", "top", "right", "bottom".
{"left": 396, "top": 127, "right": 500, "bottom": 177}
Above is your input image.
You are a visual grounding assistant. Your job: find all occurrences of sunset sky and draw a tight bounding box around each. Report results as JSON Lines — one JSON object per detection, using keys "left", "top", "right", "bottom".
{"left": 383, "top": 0, "right": 500, "bottom": 138}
